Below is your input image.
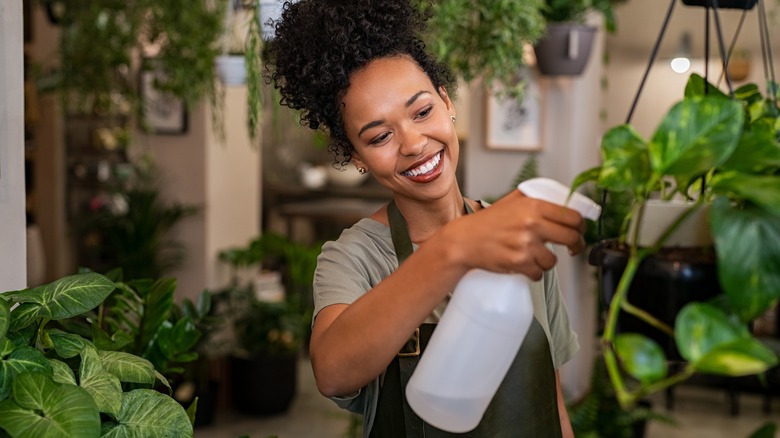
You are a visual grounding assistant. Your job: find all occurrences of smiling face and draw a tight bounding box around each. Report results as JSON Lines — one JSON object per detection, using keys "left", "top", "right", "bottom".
{"left": 341, "top": 56, "right": 460, "bottom": 205}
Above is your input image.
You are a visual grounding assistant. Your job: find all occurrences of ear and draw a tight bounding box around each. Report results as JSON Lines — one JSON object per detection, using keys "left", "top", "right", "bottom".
{"left": 438, "top": 86, "right": 456, "bottom": 119}
{"left": 351, "top": 154, "right": 367, "bottom": 171}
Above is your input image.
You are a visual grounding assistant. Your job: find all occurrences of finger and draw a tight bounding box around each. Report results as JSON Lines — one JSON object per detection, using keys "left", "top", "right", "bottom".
{"left": 535, "top": 248, "right": 558, "bottom": 271}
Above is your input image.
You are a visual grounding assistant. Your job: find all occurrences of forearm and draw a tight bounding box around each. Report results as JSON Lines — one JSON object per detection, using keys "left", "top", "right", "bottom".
{"left": 310, "top": 233, "right": 469, "bottom": 397}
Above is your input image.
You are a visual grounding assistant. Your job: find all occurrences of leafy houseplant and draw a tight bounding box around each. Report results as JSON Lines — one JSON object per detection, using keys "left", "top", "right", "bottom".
{"left": 0, "top": 273, "right": 194, "bottom": 437}
{"left": 57, "top": 0, "right": 224, "bottom": 119}
{"left": 75, "top": 156, "right": 197, "bottom": 280}
{"left": 534, "top": 0, "right": 627, "bottom": 76}
{"left": 217, "top": 233, "right": 318, "bottom": 415}
{"left": 571, "top": 73, "right": 780, "bottom": 422}
{"left": 417, "top": 0, "right": 546, "bottom": 101}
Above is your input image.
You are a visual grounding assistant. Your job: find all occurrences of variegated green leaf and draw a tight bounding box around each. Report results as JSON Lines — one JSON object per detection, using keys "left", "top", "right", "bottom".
{"left": 5, "top": 273, "right": 115, "bottom": 320}
{"left": 100, "top": 389, "right": 193, "bottom": 438}
{"left": 614, "top": 333, "right": 668, "bottom": 384}
{"left": 0, "top": 338, "right": 13, "bottom": 357}
{"left": 711, "top": 198, "right": 780, "bottom": 321}
{"left": 675, "top": 303, "right": 750, "bottom": 363}
{"left": 80, "top": 347, "right": 122, "bottom": 416}
{"left": 649, "top": 96, "right": 743, "bottom": 181}
{"left": 49, "top": 359, "right": 77, "bottom": 386}
{"left": 0, "top": 346, "right": 53, "bottom": 400}
{"left": 719, "top": 120, "right": 780, "bottom": 173}
{"left": 98, "top": 351, "right": 156, "bottom": 385}
{"left": 692, "top": 338, "right": 778, "bottom": 376}
{"left": 598, "top": 125, "right": 652, "bottom": 194}
{"left": 48, "top": 329, "right": 91, "bottom": 359}
{"left": 0, "top": 372, "right": 100, "bottom": 438}
{"left": 8, "top": 303, "right": 41, "bottom": 332}
{"left": 711, "top": 172, "right": 780, "bottom": 217}
{"left": 684, "top": 73, "right": 729, "bottom": 99}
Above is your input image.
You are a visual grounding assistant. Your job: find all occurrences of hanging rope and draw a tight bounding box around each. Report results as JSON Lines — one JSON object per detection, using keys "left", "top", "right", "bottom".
{"left": 716, "top": 9, "right": 748, "bottom": 87}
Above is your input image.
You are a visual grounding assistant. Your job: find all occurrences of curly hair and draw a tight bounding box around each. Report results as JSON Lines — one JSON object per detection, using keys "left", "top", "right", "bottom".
{"left": 266, "top": 0, "right": 456, "bottom": 164}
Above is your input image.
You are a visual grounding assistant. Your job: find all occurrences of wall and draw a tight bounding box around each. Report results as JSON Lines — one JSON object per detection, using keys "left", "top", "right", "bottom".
{"left": 135, "top": 86, "right": 261, "bottom": 302}
{"left": 0, "top": 0, "right": 27, "bottom": 291}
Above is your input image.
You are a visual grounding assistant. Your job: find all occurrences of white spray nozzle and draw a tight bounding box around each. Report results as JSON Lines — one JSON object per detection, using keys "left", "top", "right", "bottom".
{"left": 517, "top": 177, "right": 602, "bottom": 221}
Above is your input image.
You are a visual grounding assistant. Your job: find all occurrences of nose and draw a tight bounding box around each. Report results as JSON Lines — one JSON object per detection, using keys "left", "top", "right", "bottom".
{"left": 398, "top": 123, "right": 427, "bottom": 157}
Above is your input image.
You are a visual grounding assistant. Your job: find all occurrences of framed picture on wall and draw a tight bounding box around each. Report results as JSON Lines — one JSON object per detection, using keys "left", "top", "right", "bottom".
{"left": 139, "top": 63, "right": 188, "bottom": 135}
{"left": 485, "top": 72, "right": 543, "bottom": 151}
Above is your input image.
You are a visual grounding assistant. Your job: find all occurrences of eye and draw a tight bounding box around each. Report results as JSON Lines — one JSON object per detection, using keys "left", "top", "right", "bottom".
{"left": 369, "top": 131, "right": 392, "bottom": 145}
{"left": 415, "top": 105, "right": 433, "bottom": 119}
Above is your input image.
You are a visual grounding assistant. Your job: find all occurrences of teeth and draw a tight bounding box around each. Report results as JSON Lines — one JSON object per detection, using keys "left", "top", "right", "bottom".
{"left": 403, "top": 152, "right": 441, "bottom": 177}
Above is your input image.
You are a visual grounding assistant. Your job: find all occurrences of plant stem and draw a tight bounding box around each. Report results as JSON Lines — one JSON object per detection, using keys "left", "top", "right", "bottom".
{"left": 621, "top": 301, "right": 674, "bottom": 337}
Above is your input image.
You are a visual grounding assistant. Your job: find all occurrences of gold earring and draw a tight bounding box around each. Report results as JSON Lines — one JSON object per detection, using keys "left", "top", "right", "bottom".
{"left": 358, "top": 167, "right": 368, "bottom": 175}
{"left": 451, "top": 115, "right": 456, "bottom": 123}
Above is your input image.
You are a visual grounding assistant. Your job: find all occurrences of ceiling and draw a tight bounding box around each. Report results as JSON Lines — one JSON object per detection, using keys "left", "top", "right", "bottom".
{"left": 607, "top": 0, "right": 780, "bottom": 60}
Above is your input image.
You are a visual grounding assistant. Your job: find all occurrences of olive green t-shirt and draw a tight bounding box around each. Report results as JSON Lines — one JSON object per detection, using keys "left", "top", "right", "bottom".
{"left": 312, "top": 217, "right": 579, "bottom": 436}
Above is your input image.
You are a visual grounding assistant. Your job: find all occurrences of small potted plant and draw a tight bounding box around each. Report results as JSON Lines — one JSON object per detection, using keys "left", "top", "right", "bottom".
{"left": 534, "top": 0, "right": 627, "bottom": 76}
{"left": 571, "top": 72, "right": 780, "bottom": 431}
{"left": 217, "top": 233, "right": 317, "bottom": 416}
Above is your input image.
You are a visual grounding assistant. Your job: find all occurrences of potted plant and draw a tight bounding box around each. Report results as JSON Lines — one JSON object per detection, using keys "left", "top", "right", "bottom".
{"left": 570, "top": 72, "right": 780, "bottom": 432}
{"left": 534, "top": 0, "right": 627, "bottom": 76}
{"left": 417, "top": 0, "right": 547, "bottom": 102}
{"left": 0, "top": 272, "right": 195, "bottom": 437}
{"left": 217, "top": 233, "right": 317, "bottom": 416}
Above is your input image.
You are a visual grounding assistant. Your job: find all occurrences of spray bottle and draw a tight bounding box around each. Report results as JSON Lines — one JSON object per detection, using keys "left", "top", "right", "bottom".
{"left": 405, "top": 177, "right": 602, "bottom": 433}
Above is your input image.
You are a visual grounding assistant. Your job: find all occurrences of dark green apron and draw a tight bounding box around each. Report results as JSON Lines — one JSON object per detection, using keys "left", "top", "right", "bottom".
{"left": 368, "top": 200, "right": 562, "bottom": 438}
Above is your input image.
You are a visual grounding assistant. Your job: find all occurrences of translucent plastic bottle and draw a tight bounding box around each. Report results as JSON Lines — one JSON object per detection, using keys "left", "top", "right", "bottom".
{"left": 405, "top": 177, "right": 602, "bottom": 433}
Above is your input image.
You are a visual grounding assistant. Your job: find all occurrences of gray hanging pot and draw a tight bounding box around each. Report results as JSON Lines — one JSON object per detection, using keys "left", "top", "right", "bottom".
{"left": 681, "top": 0, "right": 757, "bottom": 9}
{"left": 534, "top": 23, "right": 597, "bottom": 76}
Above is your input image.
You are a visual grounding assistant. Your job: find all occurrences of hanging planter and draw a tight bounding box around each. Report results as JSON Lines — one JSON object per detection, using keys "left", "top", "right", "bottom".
{"left": 534, "top": 23, "right": 597, "bottom": 76}
{"left": 681, "top": 0, "right": 758, "bottom": 9}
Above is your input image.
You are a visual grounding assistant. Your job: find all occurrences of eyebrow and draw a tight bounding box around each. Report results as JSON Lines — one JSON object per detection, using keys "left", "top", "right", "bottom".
{"left": 357, "top": 90, "right": 432, "bottom": 138}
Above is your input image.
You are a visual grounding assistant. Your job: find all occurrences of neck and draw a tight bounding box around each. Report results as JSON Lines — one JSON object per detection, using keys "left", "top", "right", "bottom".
{"left": 392, "top": 190, "right": 468, "bottom": 244}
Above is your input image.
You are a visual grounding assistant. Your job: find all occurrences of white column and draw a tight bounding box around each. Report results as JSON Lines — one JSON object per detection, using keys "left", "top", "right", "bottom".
{"left": 0, "top": 0, "right": 27, "bottom": 291}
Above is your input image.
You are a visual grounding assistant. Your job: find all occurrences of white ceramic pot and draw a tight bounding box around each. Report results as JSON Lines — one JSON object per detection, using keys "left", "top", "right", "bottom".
{"left": 627, "top": 200, "right": 713, "bottom": 248}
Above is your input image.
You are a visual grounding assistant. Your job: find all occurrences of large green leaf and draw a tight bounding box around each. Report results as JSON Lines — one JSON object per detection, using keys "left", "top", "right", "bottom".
{"left": 711, "top": 172, "right": 780, "bottom": 217}
{"left": 98, "top": 351, "right": 156, "bottom": 385}
{"left": 692, "top": 338, "right": 778, "bottom": 376}
{"left": 100, "top": 389, "right": 193, "bottom": 438}
{"left": 8, "top": 303, "right": 41, "bottom": 332}
{"left": 614, "top": 333, "right": 668, "bottom": 384}
{"left": 0, "top": 372, "right": 100, "bottom": 438}
{"left": 92, "top": 325, "right": 133, "bottom": 351}
{"left": 684, "top": 73, "right": 729, "bottom": 99}
{"left": 0, "top": 299, "right": 9, "bottom": 341}
{"left": 0, "top": 338, "right": 13, "bottom": 357}
{"left": 0, "top": 347, "right": 53, "bottom": 401}
{"left": 80, "top": 347, "right": 123, "bottom": 416}
{"left": 719, "top": 121, "right": 780, "bottom": 173}
{"left": 711, "top": 198, "right": 780, "bottom": 321}
{"left": 48, "top": 329, "right": 91, "bottom": 359}
{"left": 649, "top": 96, "right": 743, "bottom": 181}
{"left": 674, "top": 303, "right": 750, "bottom": 363}
{"left": 598, "top": 125, "right": 652, "bottom": 194}
{"left": 4, "top": 273, "right": 116, "bottom": 320}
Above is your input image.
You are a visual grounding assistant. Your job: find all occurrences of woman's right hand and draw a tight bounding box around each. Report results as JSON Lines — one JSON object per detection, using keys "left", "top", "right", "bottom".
{"left": 441, "top": 190, "right": 586, "bottom": 280}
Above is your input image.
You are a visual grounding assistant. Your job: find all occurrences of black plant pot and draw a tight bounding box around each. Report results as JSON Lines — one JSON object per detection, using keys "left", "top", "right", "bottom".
{"left": 230, "top": 353, "right": 298, "bottom": 416}
{"left": 681, "top": 0, "right": 757, "bottom": 9}
{"left": 590, "top": 240, "right": 724, "bottom": 361}
{"left": 534, "top": 23, "right": 597, "bottom": 76}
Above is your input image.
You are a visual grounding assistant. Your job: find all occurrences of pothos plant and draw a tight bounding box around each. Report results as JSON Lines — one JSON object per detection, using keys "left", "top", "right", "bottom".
{"left": 571, "top": 73, "right": 780, "bottom": 415}
{"left": 0, "top": 273, "right": 194, "bottom": 437}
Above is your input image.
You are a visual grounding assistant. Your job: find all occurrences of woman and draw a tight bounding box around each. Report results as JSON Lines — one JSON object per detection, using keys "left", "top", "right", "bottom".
{"left": 267, "top": 1, "right": 586, "bottom": 436}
